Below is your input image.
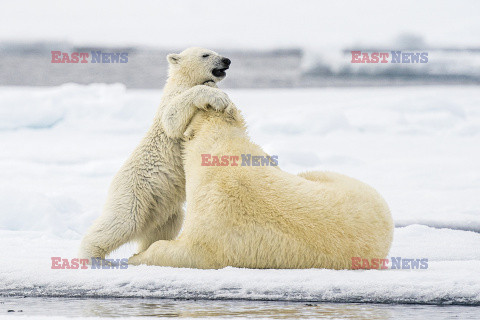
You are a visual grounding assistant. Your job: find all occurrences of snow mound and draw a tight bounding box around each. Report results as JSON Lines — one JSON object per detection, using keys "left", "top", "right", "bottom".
{"left": 0, "top": 227, "right": 479, "bottom": 305}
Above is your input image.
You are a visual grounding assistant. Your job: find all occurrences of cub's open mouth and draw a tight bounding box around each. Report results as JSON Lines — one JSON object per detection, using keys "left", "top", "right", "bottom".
{"left": 212, "top": 67, "right": 228, "bottom": 77}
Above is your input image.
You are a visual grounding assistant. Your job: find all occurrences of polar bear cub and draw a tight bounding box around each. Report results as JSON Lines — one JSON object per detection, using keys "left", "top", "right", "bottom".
{"left": 79, "top": 47, "right": 233, "bottom": 261}
{"left": 129, "top": 104, "right": 394, "bottom": 269}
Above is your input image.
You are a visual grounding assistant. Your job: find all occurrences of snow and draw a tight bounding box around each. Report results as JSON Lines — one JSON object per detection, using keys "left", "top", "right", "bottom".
{"left": 0, "top": 227, "right": 479, "bottom": 304}
{"left": 0, "top": 84, "right": 479, "bottom": 304}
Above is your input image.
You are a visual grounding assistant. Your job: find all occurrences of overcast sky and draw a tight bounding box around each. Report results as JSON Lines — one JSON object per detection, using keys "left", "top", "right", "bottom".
{"left": 1, "top": 0, "right": 479, "bottom": 50}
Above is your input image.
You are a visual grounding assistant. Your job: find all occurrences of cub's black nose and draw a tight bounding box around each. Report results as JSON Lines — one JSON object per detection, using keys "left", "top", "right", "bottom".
{"left": 222, "top": 58, "right": 231, "bottom": 66}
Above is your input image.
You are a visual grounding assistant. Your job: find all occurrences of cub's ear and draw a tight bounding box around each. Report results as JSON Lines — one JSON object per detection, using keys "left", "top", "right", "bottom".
{"left": 167, "top": 53, "right": 181, "bottom": 65}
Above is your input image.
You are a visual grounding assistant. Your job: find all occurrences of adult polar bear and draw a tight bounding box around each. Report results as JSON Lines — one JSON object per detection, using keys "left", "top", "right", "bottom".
{"left": 128, "top": 105, "right": 394, "bottom": 269}
{"left": 79, "top": 48, "right": 233, "bottom": 261}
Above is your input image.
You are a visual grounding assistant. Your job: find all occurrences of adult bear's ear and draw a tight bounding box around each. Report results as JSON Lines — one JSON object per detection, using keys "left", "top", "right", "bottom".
{"left": 167, "top": 53, "right": 181, "bottom": 65}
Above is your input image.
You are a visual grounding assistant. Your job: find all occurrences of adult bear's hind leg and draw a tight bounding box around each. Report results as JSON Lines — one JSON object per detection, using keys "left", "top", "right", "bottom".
{"left": 128, "top": 240, "right": 218, "bottom": 269}
{"left": 136, "top": 207, "right": 185, "bottom": 253}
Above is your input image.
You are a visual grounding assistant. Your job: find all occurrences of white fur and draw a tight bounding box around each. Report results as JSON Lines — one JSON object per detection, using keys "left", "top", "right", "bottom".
{"left": 79, "top": 48, "right": 232, "bottom": 261}
{"left": 129, "top": 105, "right": 394, "bottom": 269}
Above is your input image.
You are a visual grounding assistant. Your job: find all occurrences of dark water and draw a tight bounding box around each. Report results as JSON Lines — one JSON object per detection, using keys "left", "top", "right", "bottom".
{"left": 1, "top": 297, "right": 479, "bottom": 319}
{"left": 1, "top": 43, "right": 479, "bottom": 89}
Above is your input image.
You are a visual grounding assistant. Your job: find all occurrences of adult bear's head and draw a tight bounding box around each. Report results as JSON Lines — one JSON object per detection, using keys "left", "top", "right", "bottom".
{"left": 167, "top": 47, "right": 231, "bottom": 86}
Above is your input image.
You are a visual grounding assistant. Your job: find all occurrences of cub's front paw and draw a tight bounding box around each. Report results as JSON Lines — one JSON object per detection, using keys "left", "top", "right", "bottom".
{"left": 196, "top": 87, "right": 232, "bottom": 112}
{"left": 224, "top": 102, "right": 238, "bottom": 120}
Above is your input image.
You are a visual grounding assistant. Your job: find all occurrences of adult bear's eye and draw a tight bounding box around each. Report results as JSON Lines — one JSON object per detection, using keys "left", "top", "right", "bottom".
{"left": 202, "top": 54, "right": 210, "bottom": 58}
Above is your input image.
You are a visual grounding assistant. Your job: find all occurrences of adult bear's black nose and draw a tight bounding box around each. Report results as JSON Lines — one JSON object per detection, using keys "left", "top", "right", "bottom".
{"left": 222, "top": 58, "right": 231, "bottom": 66}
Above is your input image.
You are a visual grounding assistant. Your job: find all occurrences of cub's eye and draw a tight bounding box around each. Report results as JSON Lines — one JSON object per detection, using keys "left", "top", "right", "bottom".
{"left": 202, "top": 54, "right": 210, "bottom": 58}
